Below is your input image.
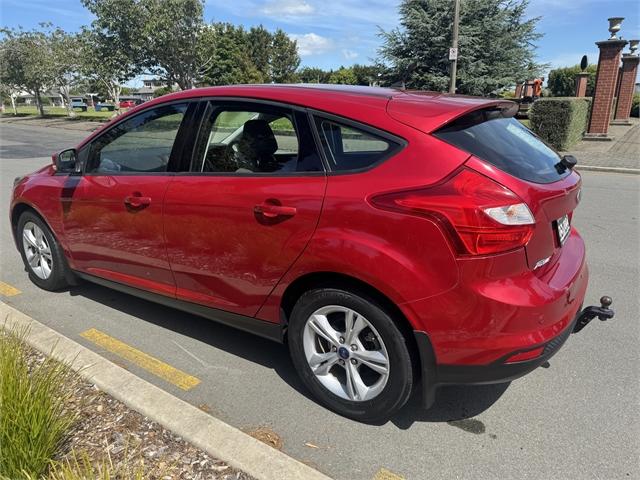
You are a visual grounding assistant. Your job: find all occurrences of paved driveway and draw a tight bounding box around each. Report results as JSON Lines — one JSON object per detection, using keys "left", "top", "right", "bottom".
{"left": 1, "top": 123, "right": 639, "bottom": 480}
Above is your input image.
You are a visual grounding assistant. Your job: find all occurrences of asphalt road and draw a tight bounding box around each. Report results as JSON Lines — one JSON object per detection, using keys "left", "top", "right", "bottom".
{"left": 1, "top": 122, "right": 639, "bottom": 480}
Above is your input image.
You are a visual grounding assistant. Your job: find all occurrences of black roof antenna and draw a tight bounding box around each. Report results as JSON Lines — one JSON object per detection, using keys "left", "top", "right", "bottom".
{"left": 390, "top": 61, "right": 417, "bottom": 90}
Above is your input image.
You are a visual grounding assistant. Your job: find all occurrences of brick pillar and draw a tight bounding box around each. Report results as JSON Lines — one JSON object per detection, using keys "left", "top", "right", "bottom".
{"left": 575, "top": 72, "right": 589, "bottom": 97}
{"left": 613, "top": 54, "right": 639, "bottom": 123}
{"left": 586, "top": 39, "right": 627, "bottom": 138}
{"left": 523, "top": 81, "right": 533, "bottom": 97}
{"left": 515, "top": 83, "right": 523, "bottom": 98}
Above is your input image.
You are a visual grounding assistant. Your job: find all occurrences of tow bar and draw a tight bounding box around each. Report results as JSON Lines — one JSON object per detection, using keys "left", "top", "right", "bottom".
{"left": 573, "top": 296, "right": 615, "bottom": 333}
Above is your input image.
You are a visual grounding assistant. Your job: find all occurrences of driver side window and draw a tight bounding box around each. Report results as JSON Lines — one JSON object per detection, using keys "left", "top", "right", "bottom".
{"left": 88, "top": 103, "right": 187, "bottom": 173}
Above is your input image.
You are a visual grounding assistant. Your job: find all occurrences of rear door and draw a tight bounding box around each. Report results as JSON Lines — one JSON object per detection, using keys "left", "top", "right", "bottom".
{"left": 163, "top": 100, "right": 326, "bottom": 317}
{"left": 62, "top": 102, "right": 192, "bottom": 295}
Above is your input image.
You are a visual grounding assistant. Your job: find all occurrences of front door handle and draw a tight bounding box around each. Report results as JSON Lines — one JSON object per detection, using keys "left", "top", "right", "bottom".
{"left": 254, "top": 203, "right": 297, "bottom": 218}
{"left": 124, "top": 194, "right": 151, "bottom": 209}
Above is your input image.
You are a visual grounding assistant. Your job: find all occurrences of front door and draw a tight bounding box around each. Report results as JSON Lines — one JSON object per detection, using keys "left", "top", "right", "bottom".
{"left": 163, "top": 101, "right": 326, "bottom": 317}
{"left": 62, "top": 102, "right": 190, "bottom": 296}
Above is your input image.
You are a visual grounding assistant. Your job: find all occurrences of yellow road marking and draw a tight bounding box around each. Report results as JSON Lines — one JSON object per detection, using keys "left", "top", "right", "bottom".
{"left": 80, "top": 328, "right": 200, "bottom": 390}
{"left": 0, "top": 281, "right": 21, "bottom": 297}
{"left": 373, "top": 468, "right": 405, "bottom": 480}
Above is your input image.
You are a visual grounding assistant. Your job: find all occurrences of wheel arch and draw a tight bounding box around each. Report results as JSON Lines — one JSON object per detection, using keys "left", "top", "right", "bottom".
{"left": 11, "top": 202, "right": 42, "bottom": 242}
{"left": 280, "top": 271, "right": 420, "bottom": 366}
{"left": 11, "top": 202, "right": 77, "bottom": 284}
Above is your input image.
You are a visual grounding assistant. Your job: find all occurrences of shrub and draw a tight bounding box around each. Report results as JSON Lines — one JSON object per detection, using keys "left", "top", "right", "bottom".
{"left": 529, "top": 97, "right": 591, "bottom": 150}
{"left": 631, "top": 93, "right": 640, "bottom": 118}
{"left": 0, "top": 329, "right": 75, "bottom": 479}
{"left": 547, "top": 64, "right": 597, "bottom": 97}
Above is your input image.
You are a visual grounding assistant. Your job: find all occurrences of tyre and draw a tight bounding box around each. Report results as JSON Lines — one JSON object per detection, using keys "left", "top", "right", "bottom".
{"left": 288, "top": 288, "right": 414, "bottom": 422}
{"left": 17, "top": 211, "right": 70, "bottom": 291}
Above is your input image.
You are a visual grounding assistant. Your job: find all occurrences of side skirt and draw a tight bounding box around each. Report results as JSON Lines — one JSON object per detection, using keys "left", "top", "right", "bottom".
{"left": 74, "top": 271, "right": 284, "bottom": 343}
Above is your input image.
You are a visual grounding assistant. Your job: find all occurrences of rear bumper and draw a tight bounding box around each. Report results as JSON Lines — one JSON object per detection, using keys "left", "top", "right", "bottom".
{"left": 414, "top": 298, "right": 614, "bottom": 408}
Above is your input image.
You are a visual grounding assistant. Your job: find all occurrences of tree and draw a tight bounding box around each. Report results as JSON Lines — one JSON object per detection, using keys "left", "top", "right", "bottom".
{"left": 247, "top": 25, "right": 272, "bottom": 81}
{"left": 198, "top": 23, "right": 263, "bottom": 86}
{"left": 270, "top": 29, "right": 300, "bottom": 83}
{"left": 352, "top": 64, "right": 382, "bottom": 85}
{"left": 78, "top": 28, "right": 141, "bottom": 108}
{"left": 547, "top": 64, "right": 597, "bottom": 97}
{"left": 379, "top": 0, "right": 545, "bottom": 95}
{"left": 82, "top": 0, "right": 208, "bottom": 90}
{"left": 328, "top": 67, "right": 358, "bottom": 85}
{"left": 0, "top": 26, "right": 56, "bottom": 117}
{"left": 298, "top": 66, "right": 329, "bottom": 83}
{"left": 0, "top": 82, "right": 20, "bottom": 115}
{"left": 51, "top": 29, "right": 83, "bottom": 117}
{"left": 142, "top": 0, "right": 206, "bottom": 89}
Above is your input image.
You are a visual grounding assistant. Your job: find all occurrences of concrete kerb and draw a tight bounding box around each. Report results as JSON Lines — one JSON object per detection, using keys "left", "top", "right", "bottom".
{"left": 0, "top": 301, "right": 333, "bottom": 480}
{"left": 577, "top": 165, "right": 640, "bottom": 174}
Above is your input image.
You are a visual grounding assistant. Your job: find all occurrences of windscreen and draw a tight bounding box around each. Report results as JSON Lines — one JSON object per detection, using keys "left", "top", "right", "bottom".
{"left": 434, "top": 109, "right": 569, "bottom": 184}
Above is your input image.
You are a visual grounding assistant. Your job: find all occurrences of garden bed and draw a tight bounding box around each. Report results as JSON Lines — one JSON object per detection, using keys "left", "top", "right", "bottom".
{"left": 0, "top": 331, "right": 254, "bottom": 480}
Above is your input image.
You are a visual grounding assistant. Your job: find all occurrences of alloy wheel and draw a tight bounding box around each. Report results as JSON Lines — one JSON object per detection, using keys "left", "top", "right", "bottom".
{"left": 22, "top": 221, "right": 53, "bottom": 280}
{"left": 303, "top": 305, "right": 390, "bottom": 402}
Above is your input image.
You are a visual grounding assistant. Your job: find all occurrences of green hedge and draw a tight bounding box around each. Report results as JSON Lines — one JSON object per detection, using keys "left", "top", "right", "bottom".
{"left": 631, "top": 93, "right": 639, "bottom": 118}
{"left": 529, "top": 97, "right": 591, "bottom": 150}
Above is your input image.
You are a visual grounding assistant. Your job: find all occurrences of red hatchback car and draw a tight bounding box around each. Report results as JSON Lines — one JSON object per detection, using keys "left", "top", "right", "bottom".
{"left": 11, "top": 85, "right": 613, "bottom": 421}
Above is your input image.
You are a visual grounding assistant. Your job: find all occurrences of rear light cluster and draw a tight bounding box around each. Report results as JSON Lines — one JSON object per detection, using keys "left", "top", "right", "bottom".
{"left": 371, "top": 168, "right": 535, "bottom": 255}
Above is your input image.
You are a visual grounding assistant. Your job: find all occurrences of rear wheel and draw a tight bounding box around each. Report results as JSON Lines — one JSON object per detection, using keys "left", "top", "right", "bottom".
{"left": 288, "top": 288, "right": 414, "bottom": 422}
{"left": 17, "top": 212, "right": 70, "bottom": 291}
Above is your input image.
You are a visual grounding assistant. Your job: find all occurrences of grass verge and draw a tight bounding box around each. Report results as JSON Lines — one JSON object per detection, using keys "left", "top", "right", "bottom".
{"left": 1, "top": 106, "right": 116, "bottom": 122}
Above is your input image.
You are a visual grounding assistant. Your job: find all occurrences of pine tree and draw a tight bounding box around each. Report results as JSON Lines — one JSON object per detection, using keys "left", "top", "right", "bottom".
{"left": 379, "top": 0, "right": 545, "bottom": 95}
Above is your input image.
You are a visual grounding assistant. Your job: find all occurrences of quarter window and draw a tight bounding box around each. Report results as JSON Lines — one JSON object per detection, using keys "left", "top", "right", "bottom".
{"left": 88, "top": 104, "right": 187, "bottom": 173}
{"left": 313, "top": 117, "right": 402, "bottom": 171}
{"left": 191, "top": 104, "right": 322, "bottom": 174}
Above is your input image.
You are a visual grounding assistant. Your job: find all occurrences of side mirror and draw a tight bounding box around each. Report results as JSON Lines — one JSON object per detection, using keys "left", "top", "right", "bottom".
{"left": 53, "top": 148, "right": 79, "bottom": 174}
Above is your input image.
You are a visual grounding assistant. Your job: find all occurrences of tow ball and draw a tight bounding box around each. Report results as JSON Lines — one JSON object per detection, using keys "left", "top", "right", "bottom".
{"left": 573, "top": 296, "right": 615, "bottom": 333}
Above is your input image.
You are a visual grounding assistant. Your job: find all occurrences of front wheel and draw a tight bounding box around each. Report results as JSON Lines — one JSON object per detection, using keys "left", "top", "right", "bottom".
{"left": 288, "top": 288, "right": 414, "bottom": 422}
{"left": 17, "top": 212, "right": 70, "bottom": 291}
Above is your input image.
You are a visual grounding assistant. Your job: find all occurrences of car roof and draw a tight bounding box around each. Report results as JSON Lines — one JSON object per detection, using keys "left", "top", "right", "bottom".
{"left": 79, "top": 84, "right": 513, "bottom": 147}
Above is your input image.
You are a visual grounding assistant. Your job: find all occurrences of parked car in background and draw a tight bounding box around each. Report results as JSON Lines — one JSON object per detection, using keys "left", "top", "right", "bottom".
{"left": 70, "top": 98, "right": 87, "bottom": 111}
{"left": 10, "top": 85, "right": 614, "bottom": 422}
{"left": 119, "top": 98, "right": 143, "bottom": 109}
{"left": 95, "top": 103, "right": 116, "bottom": 112}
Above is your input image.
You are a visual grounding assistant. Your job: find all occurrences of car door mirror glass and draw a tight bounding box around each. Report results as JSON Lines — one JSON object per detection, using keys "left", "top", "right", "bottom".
{"left": 55, "top": 148, "right": 79, "bottom": 173}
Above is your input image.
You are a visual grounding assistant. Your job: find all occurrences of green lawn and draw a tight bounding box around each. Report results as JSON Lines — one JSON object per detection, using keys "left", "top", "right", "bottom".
{"left": 1, "top": 105, "right": 116, "bottom": 121}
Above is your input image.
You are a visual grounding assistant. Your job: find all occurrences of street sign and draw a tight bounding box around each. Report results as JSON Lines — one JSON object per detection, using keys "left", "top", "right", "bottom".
{"left": 449, "top": 48, "right": 458, "bottom": 60}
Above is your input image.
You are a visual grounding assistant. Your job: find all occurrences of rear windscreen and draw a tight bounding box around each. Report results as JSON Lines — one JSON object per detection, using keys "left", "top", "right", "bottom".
{"left": 434, "top": 109, "right": 569, "bottom": 184}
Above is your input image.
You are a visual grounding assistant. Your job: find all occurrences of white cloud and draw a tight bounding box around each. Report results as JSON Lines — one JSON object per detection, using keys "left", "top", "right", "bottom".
{"left": 342, "top": 49, "right": 359, "bottom": 60}
{"left": 290, "top": 33, "right": 333, "bottom": 56}
{"left": 261, "top": 0, "right": 315, "bottom": 17}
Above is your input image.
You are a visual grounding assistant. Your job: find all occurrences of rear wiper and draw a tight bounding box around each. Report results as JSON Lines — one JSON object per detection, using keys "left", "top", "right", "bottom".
{"left": 555, "top": 155, "right": 577, "bottom": 174}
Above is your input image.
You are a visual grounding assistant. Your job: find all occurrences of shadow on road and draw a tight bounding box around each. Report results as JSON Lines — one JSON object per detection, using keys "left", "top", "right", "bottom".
{"left": 68, "top": 281, "right": 509, "bottom": 427}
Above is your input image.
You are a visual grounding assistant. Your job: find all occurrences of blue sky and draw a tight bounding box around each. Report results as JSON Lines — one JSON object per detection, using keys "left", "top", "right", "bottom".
{"left": 2, "top": 0, "right": 639, "bottom": 80}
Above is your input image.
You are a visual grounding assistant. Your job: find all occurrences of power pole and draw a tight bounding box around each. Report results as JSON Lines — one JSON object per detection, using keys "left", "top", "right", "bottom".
{"left": 448, "top": 0, "right": 460, "bottom": 94}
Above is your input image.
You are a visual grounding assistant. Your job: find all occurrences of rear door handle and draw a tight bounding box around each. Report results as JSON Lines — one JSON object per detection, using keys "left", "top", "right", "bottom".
{"left": 254, "top": 203, "right": 297, "bottom": 218}
{"left": 124, "top": 195, "right": 151, "bottom": 209}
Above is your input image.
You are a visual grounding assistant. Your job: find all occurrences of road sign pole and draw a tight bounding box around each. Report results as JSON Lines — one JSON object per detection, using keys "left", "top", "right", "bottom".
{"left": 449, "top": 0, "right": 460, "bottom": 94}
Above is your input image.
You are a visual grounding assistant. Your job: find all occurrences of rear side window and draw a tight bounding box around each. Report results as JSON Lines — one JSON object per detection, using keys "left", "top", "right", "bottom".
{"left": 313, "top": 117, "right": 402, "bottom": 171}
{"left": 434, "top": 111, "right": 568, "bottom": 184}
{"left": 191, "top": 103, "right": 322, "bottom": 174}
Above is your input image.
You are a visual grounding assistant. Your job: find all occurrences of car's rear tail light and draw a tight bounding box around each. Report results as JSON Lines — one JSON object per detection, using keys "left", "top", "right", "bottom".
{"left": 370, "top": 168, "right": 535, "bottom": 255}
